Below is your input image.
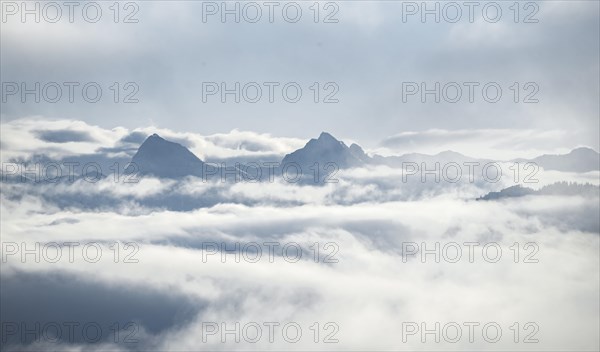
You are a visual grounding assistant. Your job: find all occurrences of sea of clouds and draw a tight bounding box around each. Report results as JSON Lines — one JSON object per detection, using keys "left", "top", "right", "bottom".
{"left": 1, "top": 118, "right": 599, "bottom": 351}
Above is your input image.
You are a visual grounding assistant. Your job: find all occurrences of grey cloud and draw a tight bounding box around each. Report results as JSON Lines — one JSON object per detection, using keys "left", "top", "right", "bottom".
{"left": 120, "top": 131, "right": 149, "bottom": 145}
{"left": 34, "top": 129, "right": 96, "bottom": 143}
{"left": 0, "top": 270, "right": 202, "bottom": 349}
{"left": 1, "top": 182, "right": 599, "bottom": 350}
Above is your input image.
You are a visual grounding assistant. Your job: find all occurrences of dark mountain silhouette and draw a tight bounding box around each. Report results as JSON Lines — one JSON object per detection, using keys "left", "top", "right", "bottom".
{"left": 478, "top": 182, "right": 599, "bottom": 200}
{"left": 477, "top": 185, "right": 536, "bottom": 200}
{"left": 131, "top": 134, "right": 204, "bottom": 178}
{"left": 281, "top": 132, "right": 371, "bottom": 169}
{"left": 4, "top": 132, "right": 597, "bottom": 184}
{"left": 516, "top": 147, "right": 600, "bottom": 172}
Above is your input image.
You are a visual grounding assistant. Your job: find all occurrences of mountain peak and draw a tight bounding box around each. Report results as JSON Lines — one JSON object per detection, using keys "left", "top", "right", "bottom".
{"left": 318, "top": 132, "right": 337, "bottom": 141}
{"left": 436, "top": 150, "right": 465, "bottom": 157}
{"left": 349, "top": 143, "right": 363, "bottom": 151}
{"left": 570, "top": 147, "right": 598, "bottom": 155}
{"left": 531, "top": 147, "right": 599, "bottom": 172}
{"left": 141, "top": 133, "right": 165, "bottom": 145}
{"left": 132, "top": 135, "right": 204, "bottom": 178}
{"left": 281, "top": 132, "right": 370, "bottom": 172}
{"left": 313, "top": 132, "right": 346, "bottom": 149}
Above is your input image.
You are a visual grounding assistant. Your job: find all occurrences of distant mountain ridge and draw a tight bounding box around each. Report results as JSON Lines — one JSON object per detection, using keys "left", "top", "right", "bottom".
{"left": 2, "top": 131, "right": 598, "bottom": 184}
{"left": 127, "top": 132, "right": 600, "bottom": 179}
{"left": 515, "top": 147, "right": 600, "bottom": 173}
{"left": 478, "top": 182, "right": 600, "bottom": 201}
{"left": 373, "top": 150, "right": 488, "bottom": 167}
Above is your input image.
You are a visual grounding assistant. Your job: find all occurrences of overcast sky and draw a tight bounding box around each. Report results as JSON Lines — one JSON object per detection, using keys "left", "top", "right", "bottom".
{"left": 1, "top": 1, "right": 599, "bottom": 155}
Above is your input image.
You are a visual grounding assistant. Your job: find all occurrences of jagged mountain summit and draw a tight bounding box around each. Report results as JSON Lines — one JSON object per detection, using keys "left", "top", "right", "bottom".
{"left": 281, "top": 132, "right": 371, "bottom": 169}
{"left": 128, "top": 132, "right": 371, "bottom": 181}
{"left": 131, "top": 134, "right": 204, "bottom": 178}
{"left": 125, "top": 132, "right": 599, "bottom": 181}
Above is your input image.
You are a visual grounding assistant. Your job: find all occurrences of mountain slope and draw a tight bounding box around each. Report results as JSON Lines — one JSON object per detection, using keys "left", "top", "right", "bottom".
{"left": 520, "top": 147, "right": 600, "bottom": 172}
{"left": 281, "top": 132, "right": 371, "bottom": 169}
{"left": 478, "top": 182, "right": 599, "bottom": 200}
{"left": 131, "top": 134, "right": 204, "bottom": 178}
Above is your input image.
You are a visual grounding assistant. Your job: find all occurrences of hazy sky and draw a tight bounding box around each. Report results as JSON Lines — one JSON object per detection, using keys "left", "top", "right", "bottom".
{"left": 1, "top": 1, "right": 599, "bottom": 153}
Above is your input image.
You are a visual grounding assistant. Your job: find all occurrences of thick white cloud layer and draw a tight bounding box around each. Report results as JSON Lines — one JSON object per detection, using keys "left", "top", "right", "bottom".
{"left": 1, "top": 170, "right": 598, "bottom": 350}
